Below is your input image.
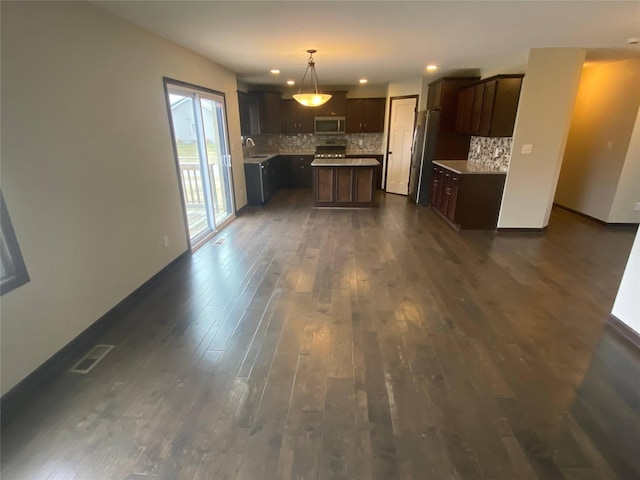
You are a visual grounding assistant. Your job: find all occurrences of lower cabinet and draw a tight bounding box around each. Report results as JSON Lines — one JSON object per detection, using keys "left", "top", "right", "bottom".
{"left": 244, "top": 160, "right": 274, "bottom": 206}
{"left": 313, "top": 166, "right": 375, "bottom": 207}
{"left": 430, "top": 165, "right": 506, "bottom": 229}
{"left": 244, "top": 154, "right": 315, "bottom": 206}
{"left": 279, "top": 155, "right": 314, "bottom": 188}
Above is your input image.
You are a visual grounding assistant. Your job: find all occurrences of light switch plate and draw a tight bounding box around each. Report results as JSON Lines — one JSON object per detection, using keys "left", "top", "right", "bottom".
{"left": 634, "top": 202, "right": 640, "bottom": 211}
{"left": 521, "top": 144, "right": 533, "bottom": 154}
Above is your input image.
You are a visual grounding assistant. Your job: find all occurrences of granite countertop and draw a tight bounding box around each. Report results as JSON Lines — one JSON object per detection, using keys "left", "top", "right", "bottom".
{"left": 311, "top": 157, "right": 380, "bottom": 167}
{"left": 433, "top": 160, "right": 507, "bottom": 175}
{"left": 243, "top": 152, "right": 315, "bottom": 164}
{"left": 243, "top": 153, "right": 279, "bottom": 164}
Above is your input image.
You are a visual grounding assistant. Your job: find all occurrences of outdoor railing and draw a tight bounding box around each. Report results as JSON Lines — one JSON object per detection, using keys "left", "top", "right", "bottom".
{"left": 180, "top": 163, "right": 205, "bottom": 206}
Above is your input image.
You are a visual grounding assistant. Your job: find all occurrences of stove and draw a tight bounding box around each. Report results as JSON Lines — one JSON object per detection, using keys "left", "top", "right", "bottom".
{"left": 314, "top": 138, "right": 346, "bottom": 159}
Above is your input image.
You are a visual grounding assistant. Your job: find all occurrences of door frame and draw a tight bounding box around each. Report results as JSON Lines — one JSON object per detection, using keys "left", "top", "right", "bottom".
{"left": 384, "top": 94, "right": 418, "bottom": 192}
{"left": 162, "top": 77, "right": 237, "bottom": 250}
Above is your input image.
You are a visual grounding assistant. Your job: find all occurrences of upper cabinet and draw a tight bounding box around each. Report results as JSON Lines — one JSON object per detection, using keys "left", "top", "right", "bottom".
{"left": 455, "top": 75, "right": 524, "bottom": 137}
{"left": 315, "top": 91, "right": 347, "bottom": 117}
{"left": 426, "top": 77, "right": 480, "bottom": 160}
{"left": 250, "top": 90, "right": 282, "bottom": 134}
{"left": 238, "top": 91, "right": 259, "bottom": 136}
{"left": 427, "top": 77, "right": 479, "bottom": 111}
{"left": 346, "top": 98, "right": 386, "bottom": 133}
{"left": 281, "top": 99, "right": 314, "bottom": 134}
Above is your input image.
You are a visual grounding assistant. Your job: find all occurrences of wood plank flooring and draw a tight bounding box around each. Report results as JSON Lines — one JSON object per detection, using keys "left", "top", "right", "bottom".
{"left": 2, "top": 189, "right": 638, "bottom": 480}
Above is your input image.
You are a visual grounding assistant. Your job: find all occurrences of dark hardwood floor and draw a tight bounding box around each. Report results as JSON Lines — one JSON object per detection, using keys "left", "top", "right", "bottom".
{"left": 2, "top": 189, "right": 638, "bottom": 480}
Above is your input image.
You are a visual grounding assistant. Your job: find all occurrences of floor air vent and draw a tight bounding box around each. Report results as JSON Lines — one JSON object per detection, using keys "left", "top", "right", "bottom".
{"left": 69, "top": 344, "right": 114, "bottom": 374}
{"left": 213, "top": 238, "right": 227, "bottom": 246}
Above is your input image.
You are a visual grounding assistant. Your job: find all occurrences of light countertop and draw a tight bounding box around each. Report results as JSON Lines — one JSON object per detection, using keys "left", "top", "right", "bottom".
{"left": 242, "top": 153, "right": 279, "bottom": 164}
{"left": 433, "top": 160, "right": 507, "bottom": 175}
{"left": 311, "top": 157, "right": 380, "bottom": 167}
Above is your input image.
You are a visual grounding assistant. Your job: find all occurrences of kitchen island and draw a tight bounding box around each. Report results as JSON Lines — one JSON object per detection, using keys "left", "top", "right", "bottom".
{"left": 311, "top": 157, "right": 380, "bottom": 207}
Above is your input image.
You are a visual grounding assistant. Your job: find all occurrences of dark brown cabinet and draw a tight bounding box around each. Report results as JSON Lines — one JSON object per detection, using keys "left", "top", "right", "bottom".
{"left": 425, "top": 77, "right": 480, "bottom": 161}
{"left": 250, "top": 90, "right": 282, "bottom": 134}
{"left": 281, "top": 99, "right": 314, "bottom": 134}
{"left": 238, "top": 91, "right": 259, "bottom": 136}
{"left": 455, "top": 75, "right": 524, "bottom": 137}
{"left": 430, "top": 164, "right": 506, "bottom": 229}
{"left": 313, "top": 166, "right": 376, "bottom": 207}
{"left": 245, "top": 159, "right": 275, "bottom": 206}
{"left": 346, "top": 98, "right": 386, "bottom": 133}
{"left": 279, "top": 155, "right": 314, "bottom": 188}
{"left": 315, "top": 91, "right": 347, "bottom": 117}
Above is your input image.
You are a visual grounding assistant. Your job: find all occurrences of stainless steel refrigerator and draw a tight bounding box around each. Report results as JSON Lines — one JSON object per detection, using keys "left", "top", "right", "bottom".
{"left": 408, "top": 109, "right": 440, "bottom": 205}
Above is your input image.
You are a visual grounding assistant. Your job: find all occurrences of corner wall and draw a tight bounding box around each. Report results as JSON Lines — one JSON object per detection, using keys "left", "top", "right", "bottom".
{"left": 555, "top": 58, "right": 640, "bottom": 223}
{"left": 0, "top": 2, "right": 244, "bottom": 395}
{"left": 609, "top": 105, "right": 640, "bottom": 223}
{"left": 498, "top": 48, "right": 585, "bottom": 228}
{"left": 612, "top": 228, "right": 640, "bottom": 335}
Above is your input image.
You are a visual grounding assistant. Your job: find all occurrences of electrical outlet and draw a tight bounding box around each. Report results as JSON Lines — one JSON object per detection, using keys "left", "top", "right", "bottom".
{"left": 359, "top": 139, "right": 363, "bottom": 146}
{"left": 521, "top": 144, "right": 533, "bottom": 154}
{"left": 634, "top": 202, "right": 640, "bottom": 211}
{"left": 162, "top": 235, "right": 169, "bottom": 248}
{"left": 606, "top": 141, "right": 613, "bottom": 151}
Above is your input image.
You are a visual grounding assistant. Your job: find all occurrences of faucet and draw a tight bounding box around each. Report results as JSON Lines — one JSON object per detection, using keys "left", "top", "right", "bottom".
{"left": 244, "top": 137, "right": 256, "bottom": 156}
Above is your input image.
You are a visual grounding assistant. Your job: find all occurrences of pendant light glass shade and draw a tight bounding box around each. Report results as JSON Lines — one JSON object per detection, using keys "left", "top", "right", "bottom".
{"left": 293, "top": 50, "right": 331, "bottom": 107}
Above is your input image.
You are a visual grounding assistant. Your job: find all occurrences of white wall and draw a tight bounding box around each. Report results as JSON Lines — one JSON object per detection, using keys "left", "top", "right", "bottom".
{"left": 480, "top": 50, "right": 528, "bottom": 79}
{"left": 498, "top": 48, "right": 585, "bottom": 228}
{"left": 609, "top": 106, "right": 640, "bottom": 223}
{"left": 612, "top": 228, "right": 640, "bottom": 335}
{"left": 0, "top": 2, "right": 245, "bottom": 395}
{"left": 555, "top": 58, "right": 640, "bottom": 223}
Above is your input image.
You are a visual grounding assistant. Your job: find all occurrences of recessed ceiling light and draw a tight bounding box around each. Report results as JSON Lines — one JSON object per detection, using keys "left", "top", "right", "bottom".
{"left": 359, "top": 79, "right": 368, "bottom": 84}
{"left": 286, "top": 80, "right": 295, "bottom": 85}
{"left": 270, "top": 69, "right": 280, "bottom": 74}
{"left": 426, "top": 64, "right": 439, "bottom": 72}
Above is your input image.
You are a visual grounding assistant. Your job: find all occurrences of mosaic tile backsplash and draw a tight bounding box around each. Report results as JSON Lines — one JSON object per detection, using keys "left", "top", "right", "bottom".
{"left": 245, "top": 133, "right": 384, "bottom": 155}
{"left": 467, "top": 137, "right": 513, "bottom": 172}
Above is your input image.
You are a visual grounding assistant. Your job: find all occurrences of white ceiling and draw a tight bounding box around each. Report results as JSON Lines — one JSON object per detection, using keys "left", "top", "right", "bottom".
{"left": 93, "top": 1, "right": 640, "bottom": 87}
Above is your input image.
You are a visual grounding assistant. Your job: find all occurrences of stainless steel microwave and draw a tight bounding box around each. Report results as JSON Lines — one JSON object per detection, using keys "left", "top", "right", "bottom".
{"left": 314, "top": 117, "right": 346, "bottom": 135}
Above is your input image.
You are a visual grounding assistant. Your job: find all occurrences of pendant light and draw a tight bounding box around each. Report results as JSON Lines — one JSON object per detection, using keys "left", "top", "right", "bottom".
{"left": 292, "top": 50, "right": 332, "bottom": 107}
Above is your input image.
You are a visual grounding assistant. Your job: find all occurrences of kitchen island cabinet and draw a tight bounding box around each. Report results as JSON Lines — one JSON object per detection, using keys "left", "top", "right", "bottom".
{"left": 431, "top": 160, "right": 506, "bottom": 229}
{"left": 311, "top": 158, "right": 379, "bottom": 207}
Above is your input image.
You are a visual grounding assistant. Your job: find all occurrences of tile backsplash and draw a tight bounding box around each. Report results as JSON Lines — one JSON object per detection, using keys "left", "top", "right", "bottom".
{"left": 246, "top": 133, "right": 384, "bottom": 155}
{"left": 467, "top": 137, "right": 513, "bottom": 172}
{"left": 345, "top": 133, "right": 384, "bottom": 155}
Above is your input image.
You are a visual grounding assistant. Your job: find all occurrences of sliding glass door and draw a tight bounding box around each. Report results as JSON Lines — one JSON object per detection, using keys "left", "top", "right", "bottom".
{"left": 165, "top": 82, "right": 235, "bottom": 248}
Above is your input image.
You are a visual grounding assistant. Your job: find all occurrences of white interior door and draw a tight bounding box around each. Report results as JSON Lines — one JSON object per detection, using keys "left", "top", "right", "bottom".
{"left": 386, "top": 97, "right": 417, "bottom": 195}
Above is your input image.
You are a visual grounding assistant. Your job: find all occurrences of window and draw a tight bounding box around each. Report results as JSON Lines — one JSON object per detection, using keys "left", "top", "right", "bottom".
{"left": 1, "top": 192, "right": 29, "bottom": 295}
